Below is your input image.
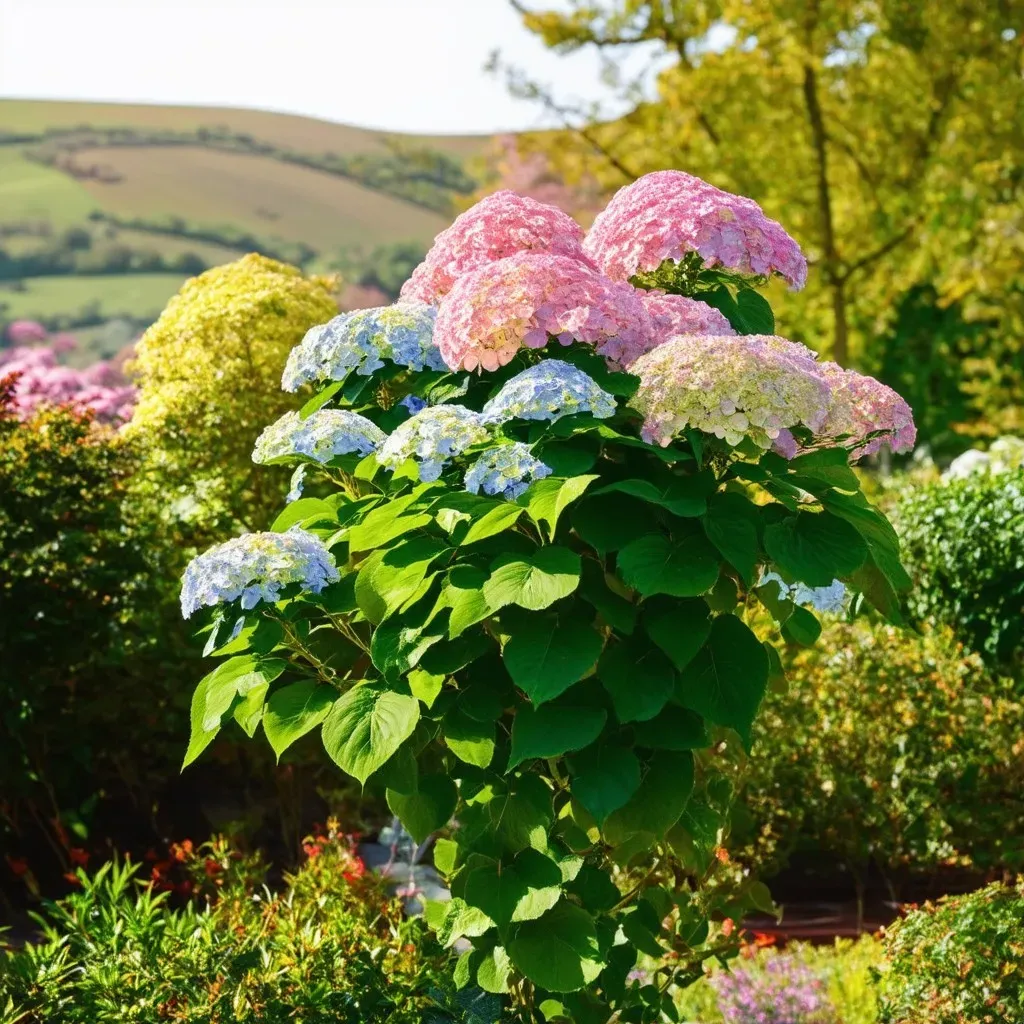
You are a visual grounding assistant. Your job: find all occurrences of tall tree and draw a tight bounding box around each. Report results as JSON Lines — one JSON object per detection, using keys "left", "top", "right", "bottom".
{"left": 504, "top": 0, "right": 1022, "bottom": 370}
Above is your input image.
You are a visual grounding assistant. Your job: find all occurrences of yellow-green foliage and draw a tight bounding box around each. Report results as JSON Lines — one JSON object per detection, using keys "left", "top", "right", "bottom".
{"left": 126, "top": 254, "right": 338, "bottom": 535}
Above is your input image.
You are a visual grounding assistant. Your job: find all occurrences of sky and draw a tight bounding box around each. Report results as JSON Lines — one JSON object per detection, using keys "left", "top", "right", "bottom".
{"left": 0, "top": 0, "right": 667, "bottom": 135}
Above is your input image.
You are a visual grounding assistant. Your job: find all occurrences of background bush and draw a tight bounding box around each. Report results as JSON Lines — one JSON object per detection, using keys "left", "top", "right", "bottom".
{"left": 732, "top": 619, "right": 1024, "bottom": 884}
{"left": 0, "top": 825, "right": 478, "bottom": 1024}
{"left": 877, "top": 878, "right": 1024, "bottom": 1024}
{"left": 894, "top": 468, "right": 1024, "bottom": 671}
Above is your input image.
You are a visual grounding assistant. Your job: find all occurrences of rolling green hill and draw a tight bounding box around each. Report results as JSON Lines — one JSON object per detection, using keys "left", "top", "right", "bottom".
{"left": 0, "top": 99, "right": 490, "bottom": 358}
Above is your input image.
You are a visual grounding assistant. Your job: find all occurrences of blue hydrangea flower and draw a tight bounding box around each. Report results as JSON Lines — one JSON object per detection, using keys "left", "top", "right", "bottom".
{"left": 400, "top": 395, "right": 428, "bottom": 415}
{"left": 282, "top": 303, "right": 445, "bottom": 391}
{"left": 481, "top": 359, "right": 617, "bottom": 424}
{"left": 180, "top": 528, "right": 340, "bottom": 618}
{"left": 761, "top": 571, "right": 848, "bottom": 615}
{"left": 378, "top": 405, "right": 491, "bottom": 483}
{"left": 252, "top": 409, "right": 386, "bottom": 465}
{"left": 286, "top": 465, "right": 307, "bottom": 503}
{"left": 465, "top": 443, "right": 552, "bottom": 501}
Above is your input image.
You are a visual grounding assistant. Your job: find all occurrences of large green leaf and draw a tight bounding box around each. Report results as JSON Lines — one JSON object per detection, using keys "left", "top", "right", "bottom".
{"left": 444, "top": 708, "right": 496, "bottom": 768}
{"left": 631, "top": 705, "right": 709, "bottom": 751}
{"left": 262, "top": 679, "right": 336, "bottom": 760}
{"left": 522, "top": 475, "right": 600, "bottom": 541}
{"left": 484, "top": 547, "right": 582, "bottom": 612}
{"left": 603, "top": 751, "right": 695, "bottom": 844}
{"left": 571, "top": 494, "right": 659, "bottom": 554}
{"left": 822, "top": 489, "right": 912, "bottom": 591}
{"left": 702, "top": 492, "right": 761, "bottom": 585}
{"left": 735, "top": 287, "right": 775, "bottom": 334}
{"left": 788, "top": 448, "right": 861, "bottom": 492}
{"left": 321, "top": 682, "right": 420, "bottom": 785}
{"left": 676, "top": 614, "right": 769, "bottom": 747}
{"left": 464, "top": 849, "right": 563, "bottom": 927}
{"left": 508, "top": 701, "right": 607, "bottom": 770}
{"left": 367, "top": 536, "right": 450, "bottom": 618}
{"left": 568, "top": 742, "right": 642, "bottom": 824}
{"left": 642, "top": 598, "right": 711, "bottom": 672}
{"left": 598, "top": 640, "right": 675, "bottom": 723}
{"left": 616, "top": 532, "right": 720, "bottom": 598}
{"left": 508, "top": 901, "right": 605, "bottom": 993}
{"left": 462, "top": 503, "right": 526, "bottom": 546}
{"left": 594, "top": 470, "right": 716, "bottom": 518}
{"left": 386, "top": 774, "right": 457, "bottom": 844}
{"left": 764, "top": 511, "right": 868, "bottom": 587}
{"left": 578, "top": 561, "right": 638, "bottom": 634}
{"left": 436, "top": 565, "right": 494, "bottom": 639}
{"left": 502, "top": 612, "right": 603, "bottom": 705}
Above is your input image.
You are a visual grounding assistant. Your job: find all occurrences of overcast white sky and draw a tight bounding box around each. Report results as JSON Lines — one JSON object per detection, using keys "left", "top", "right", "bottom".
{"left": 0, "top": 0, "right": 666, "bottom": 134}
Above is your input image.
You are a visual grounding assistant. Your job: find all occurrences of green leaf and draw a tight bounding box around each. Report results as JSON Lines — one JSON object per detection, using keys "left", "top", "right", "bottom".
{"left": 676, "top": 614, "right": 769, "bottom": 747}
{"left": 321, "top": 682, "right": 420, "bottom": 785}
{"left": 435, "top": 898, "right": 495, "bottom": 948}
{"left": 642, "top": 598, "right": 711, "bottom": 672}
{"left": 788, "top": 448, "right": 860, "bottom": 492}
{"left": 444, "top": 708, "right": 496, "bottom": 768}
{"left": 408, "top": 668, "right": 445, "bottom": 708}
{"left": 764, "top": 511, "right": 868, "bottom": 587}
{"left": 631, "top": 705, "right": 708, "bottom": 751}
{"left": 522, "top": 475, "right": 600, "bottom": 541}
{"left": 502, "top": 612, "right": 603, "bottom": 705}
{"left": 508, "top": 701, "right": 607, "bottom": 770}
{"left": 579, "top": 561, "right": 638, "bottom": 634}
{"left": 271, "top": 497, "right": 336, "bottom": 533}
{"left": 263, "top": 680, "right": 335, "bottom": 760}
{"left": 463, "top": 503, "right": 526, "bottom": 546}
{"left": 702, "top": 492, "right": 761, "bottom": 586}
{"left": 370, "top": 536, "right": 450, "bottom": 617}
{"left": 438, "top": 565, "right": 494, "bottom": 639}
{"left": 822, "top": 488, "right": 911, "bottom": 591}
{"left": 782, "top": 604, "right": 822, "bottom": 646}
{"left": 568, "top": 743, "right": 642, "bottom": 824}
{"left": 508, "top": 901, "right": 604, "bottom": 993}
{"left": 477, "top": 946, "right": 514, "bottom": 994}
{"left": 571, "top": 494, "right": 659, "bottom": 554}
{"left": 386, "top": 774, "right": 457, "bottom": 844}
{"left": 735, "top": 288, "right": 775, "bottom": 334}
{"left": 594, "top": 471, "right": 716, "bottom": 518}
{"left": 617, "top": 532, "right": 720, "bottom": 598}
{"left": 566, "top": 866, "right": 622, "bottom": 913}
{"left": 299, "top": 380, "right": 343, "bottom": 417}
{"left": 603, "top": 751, "right": 694, "bottom": 844}
{"left": 598, "top": 640, "right": 675, "bottom": 723}
{"left": 232, "top": 683, "right": 268, "bottom": 738}
{"left": 487, "top": 774, "right": 554, "bottom": 852}
{"left": 465, "top": 849, "right": 563, "bottom": 927}
{"left": 484, "top": 546, "right": 582, "bottom": 612}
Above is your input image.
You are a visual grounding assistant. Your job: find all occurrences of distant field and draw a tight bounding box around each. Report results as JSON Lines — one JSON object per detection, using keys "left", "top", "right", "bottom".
{"left": 0, "top": 273, "right": 187, "bottom": 323}
{"left": 75, "top": 145, "right": 450, "bottom": 249}
{"left": 0, "top": 147, "right": 97, "bottom": 226}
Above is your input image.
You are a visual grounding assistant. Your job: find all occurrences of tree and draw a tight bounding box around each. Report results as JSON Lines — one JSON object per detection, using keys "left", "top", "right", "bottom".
{"left": 503, "top": 0, "right": 1022, "bottom": 372}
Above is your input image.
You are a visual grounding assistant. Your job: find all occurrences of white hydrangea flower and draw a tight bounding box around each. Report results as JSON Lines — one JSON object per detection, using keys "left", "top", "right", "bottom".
{"left": 761, "top": 571, "right": 849, "bottom": 616}
{"left": 180, "top": 527, "right": 339, "bottom": 618}
{"left": 378, "top": 405, "right": 491, "bottom": 482}
{"left": 464, "top": 443, "right": 553, "bottom": 501}
{"left": 252, "top": 409, "right": 386, "bottom": 465}
{"left": 481, "top": 359, "right": 617, "bottom": 424}
{"left": 944, "top": 437, "right": 1024, "bottom": 481}
{"left": 282, "top": 303, "right": 444, "bottom": 391}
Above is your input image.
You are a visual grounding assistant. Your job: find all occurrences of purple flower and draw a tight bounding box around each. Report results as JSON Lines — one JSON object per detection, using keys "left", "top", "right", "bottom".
{"left": 710, "top": 954, "right": 833, "bottom": 1024}
{"left": 401, "top": 395, "right": 428, "bottom": 414}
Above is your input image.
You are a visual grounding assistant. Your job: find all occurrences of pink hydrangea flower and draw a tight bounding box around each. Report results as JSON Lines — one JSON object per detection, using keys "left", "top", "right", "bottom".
{"left": 638, "top": 290, "right": 736, "bottom": 352}
{"left": 817, "top": 362, "right": 916, "bottom": 458}
{"left": 399, "top": 190, "right": 594, "bottom": 305}
{"left": 584, "top": 170, "right": 807, "bottom": 289}
{"left": 434, "top": 251, "right": 654, "bottom": 372}
{"left": 5, "top": 320, "right": 48, "bottom": 345}
{"left": 629, "top": 334, "right": 830, "bottom": 448}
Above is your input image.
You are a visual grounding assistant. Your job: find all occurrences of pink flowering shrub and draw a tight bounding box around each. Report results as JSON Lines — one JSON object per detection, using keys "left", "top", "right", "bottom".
{"left": 817, "top": 362, "right": 917, "bottom": 457}
{"left": 5, "top": 319, "right": 49, "bottom": 345}
{"left": 639, "top": 289, "right": 736, "bottom": 346}
{"left": 0, "top": 345, "right": 135, "bottom": 424}
{"left": 434, "top": 251, "right": 653, "bottom": 371}
{"left": 711, "top": 955, "right": 834, "bottom": 1024}
{"left": 584, "top": 169, "right": 808, "bottom": 289}
{"left": 399, "top": 189, "right": 593, "bottom": 305}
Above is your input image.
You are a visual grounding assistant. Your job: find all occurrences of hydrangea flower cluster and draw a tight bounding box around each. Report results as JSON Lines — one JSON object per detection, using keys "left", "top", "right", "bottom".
{"left": 629, "top": 335, "right": 830, "bottom": 449}
{"left": 944, "top": 436, "right": 1024, "bottom": 480}
{"left": 378, "top": 404, "right": 491, "bottom": 482}
{"left": 638, "top": 290, "right": 736, "bottom": 349}
{"left": 761, "top": 572, "right": 849, "bottom": 615}
{"left": 817, "top": 362, "right": 916, "bottom": 458}
{"left": 465, "top": 443, "right": 553, "bottom": 501}
{"left": 180, "top": 527, "right": 339, "bottom": 618}
{"left": 399, "top": 190, "right": 593, "bottom": 305}
{"left": 482, "top": 359, "right": 616, "bottom": 424}
{"left": 584, "top": 170, "right": 808, "bottom": 289}
{"left": 434, "top": 252, "right": 654, "bottom": 372}
{"left": 252, "top": 409, "right": 386, "bottom": 465}
{"left": 282, "top": 303, "right": 444, "bottom": 391}
{"left": 710, "top": 954, "right": 833, "bottom": 1024}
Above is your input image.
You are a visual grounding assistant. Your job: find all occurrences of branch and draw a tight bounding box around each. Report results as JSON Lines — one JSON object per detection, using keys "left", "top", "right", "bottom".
{"left": 840, "top": 220, "right": 919, "bottom": 281}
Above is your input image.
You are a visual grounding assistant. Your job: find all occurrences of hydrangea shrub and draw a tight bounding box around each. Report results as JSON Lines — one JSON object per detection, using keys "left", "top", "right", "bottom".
{"left": 179, "top": 172, "right": 915, "bottom": 1021}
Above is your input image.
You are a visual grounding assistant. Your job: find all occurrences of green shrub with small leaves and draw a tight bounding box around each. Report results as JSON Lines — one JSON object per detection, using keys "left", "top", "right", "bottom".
{"left": 877, "top": 879, "right": 1024, "bottom": 1024}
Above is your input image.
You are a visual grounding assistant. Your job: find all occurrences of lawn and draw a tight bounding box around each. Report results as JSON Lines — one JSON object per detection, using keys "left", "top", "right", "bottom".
{"left": 0, "top": 146, "right": 97, "bottom": 227}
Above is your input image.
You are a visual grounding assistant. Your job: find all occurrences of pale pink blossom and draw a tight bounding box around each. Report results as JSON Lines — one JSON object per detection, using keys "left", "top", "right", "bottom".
{"left": 638, "top": 290, "right": 736, "bottom": 352}
{"left": 584, "top": 170, "right": 807, "bottom": 289}
{"left": 817, "top": 362, "right": 916, "bottom": 458}
{"left": 434, "top": 251, "right": 654, "bottom": 372}
{"left": 5, "top": 320, "right": 48, "bottom": 345}
{"left": 400, "top": 190, "right": 594, "bottom": 305}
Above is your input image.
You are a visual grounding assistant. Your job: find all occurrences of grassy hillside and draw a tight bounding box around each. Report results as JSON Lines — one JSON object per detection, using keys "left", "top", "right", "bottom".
{"left": 0, "top": 99, "right": 490, "bottom": 354}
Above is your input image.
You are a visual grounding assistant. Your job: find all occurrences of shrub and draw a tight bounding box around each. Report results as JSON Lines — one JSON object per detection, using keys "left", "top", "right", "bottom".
{"left": 895, "top": 467, "right": 1024, "bottom": 669}
{"left": 877, "top": 879, "right": 1024, "bottom": 1024}
{"left": 125, "top": 254, "right": 339, "bottom": 539}
{"left": 176, "top": 172, "right": 916, "bottom": 1021}
{"left": 0, "top": 825, "right": 478, "bottom": 1024}
{"left": 734, "top": 620, "right": 1024, "bottom": 880}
